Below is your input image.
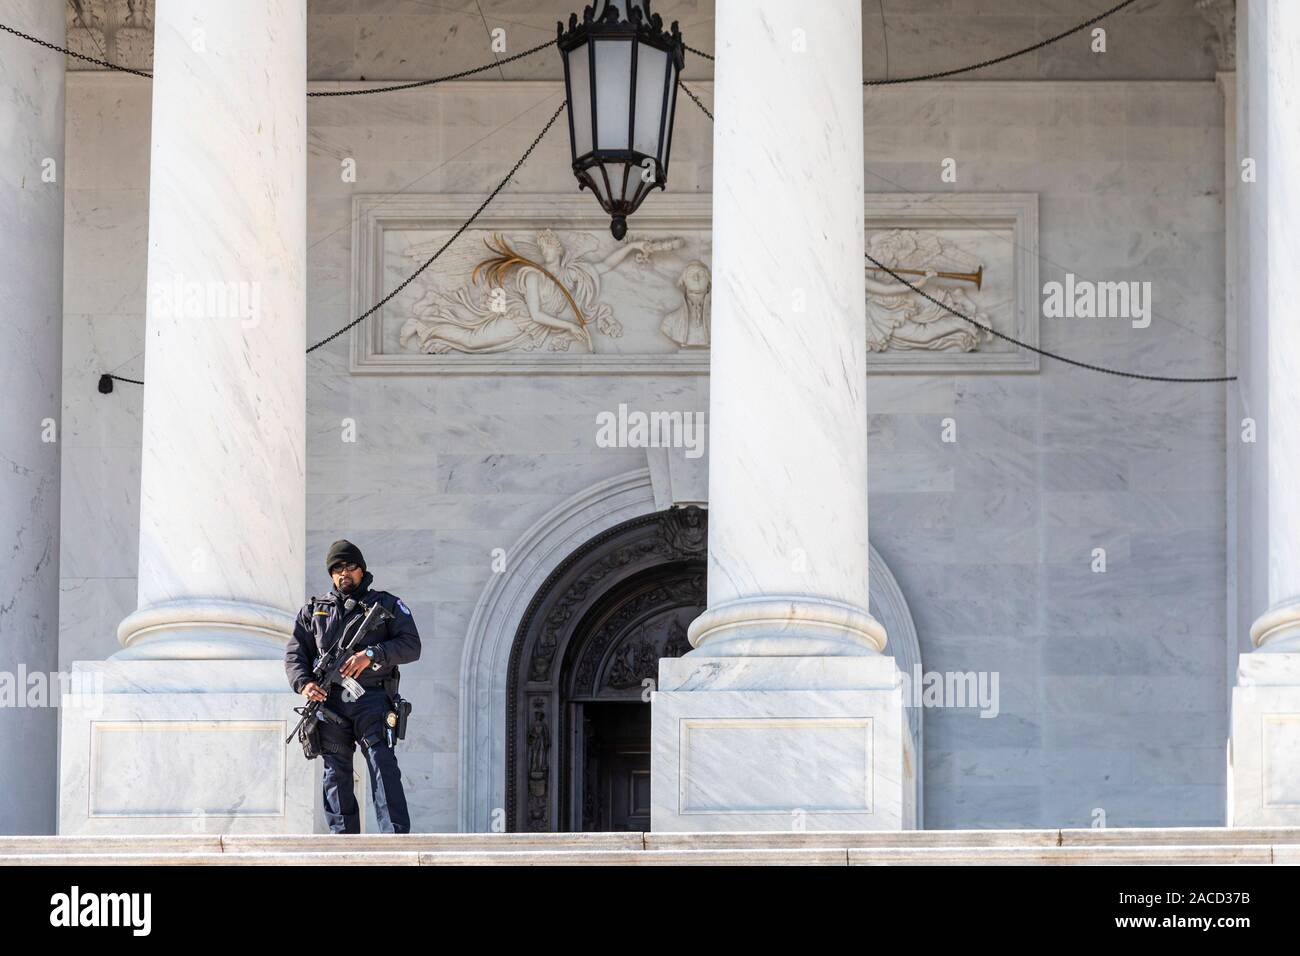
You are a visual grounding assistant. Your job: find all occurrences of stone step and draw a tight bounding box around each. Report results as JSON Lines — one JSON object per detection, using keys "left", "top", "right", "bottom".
{"left": 1, "top": 844, "right": 1295, "bottom": 866}
{"left": 4, "top": 826, "right": 1300, "bottom": 855}
{"left": 3, "top": 827, "right": 1300, "bottom": 865}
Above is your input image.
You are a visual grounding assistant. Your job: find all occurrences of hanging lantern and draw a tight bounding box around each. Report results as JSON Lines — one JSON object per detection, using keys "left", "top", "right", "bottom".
{"left": 557, "top": 1, "right": 685, "bottom": 239}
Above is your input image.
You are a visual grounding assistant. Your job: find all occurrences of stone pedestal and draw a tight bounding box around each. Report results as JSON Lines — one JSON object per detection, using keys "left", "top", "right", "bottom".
{"left": 652, "top": 657, "right": 915, "bottom": 831}
{"left": 1230, "top": 654, "right": 1300, "bottom": 826}
{"left": 58, "top": 661, "right": 315, "bottom": 835}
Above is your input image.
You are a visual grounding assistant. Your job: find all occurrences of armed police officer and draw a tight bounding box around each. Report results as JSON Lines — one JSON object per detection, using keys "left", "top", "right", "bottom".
{"left": 285, "top": 539, "right": 421, "bottom": 834}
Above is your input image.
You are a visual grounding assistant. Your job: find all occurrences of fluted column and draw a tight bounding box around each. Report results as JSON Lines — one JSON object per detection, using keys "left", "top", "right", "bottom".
{"left": 0, "top": 0, "right": 64, "bottom": 834}
{"left": 687, "top": 0, "right": 884, "bottom": 656}
{"left": 115, "top": 0, "right": 306, "bottom": 659}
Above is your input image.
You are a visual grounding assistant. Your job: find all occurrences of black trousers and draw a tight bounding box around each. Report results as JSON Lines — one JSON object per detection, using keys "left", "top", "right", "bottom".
{"left": 319, "top": 685, "right": 411, "bottom": 834}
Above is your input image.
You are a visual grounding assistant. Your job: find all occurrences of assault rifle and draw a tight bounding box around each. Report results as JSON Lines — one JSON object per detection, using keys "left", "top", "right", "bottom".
{"left": 286, "top": 597, "right": 393, "bottom": 747}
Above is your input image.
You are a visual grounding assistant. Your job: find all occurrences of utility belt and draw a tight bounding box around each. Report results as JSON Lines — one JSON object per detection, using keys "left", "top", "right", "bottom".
{"left": 296, "top": 669, "right": 413, "bottom": 761}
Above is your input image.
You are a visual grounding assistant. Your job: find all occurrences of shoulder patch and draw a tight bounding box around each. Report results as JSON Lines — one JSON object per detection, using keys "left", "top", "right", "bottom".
{"left": 397, "top": 599, "right": 411, "bottom": 616}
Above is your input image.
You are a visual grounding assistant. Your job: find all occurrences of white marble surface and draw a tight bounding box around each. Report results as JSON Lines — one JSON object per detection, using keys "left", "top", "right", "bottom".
{"left": 1248, "top": 0, "right": 1300, "bottom": 654}
{"left": 0, "top": 0, "right": 65, "bottom": 834}
{"left": 1229, "top": 681, "right": 1300, "bottom": 826}
{"left": 58, "top": 69, "right": 1230, "bottom": 830}
{"left": 116, "top": 0, "right": 308, "bottom": 658}
{"left": 649, "top": 0, "right": 912, "bottom": 830}
{"left": 1229, "top": 0, "right": 1300, "bottom": 825}
{"left": 689, "top": 0, "right": 881, "bottom": 657}
{"left": 58, "top": 660, "right": 315, "bottom": 835}
{"left": 652, "top": 657, "right": 916, "bottom": 831}
{"left": 455, "top": 468, "right": 925, "bottom": 831}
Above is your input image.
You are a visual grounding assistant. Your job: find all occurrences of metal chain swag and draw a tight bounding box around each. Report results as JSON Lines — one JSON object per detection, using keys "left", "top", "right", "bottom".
{"left": 671, "top": 85, "right": 1235, "bottom": 384}
{"left": 99, "top": 99, "right": 566, "bottom": 392}
{"left": 681, "top": 0, "right": 1141, "bottom": 85}
{"left": 0, "top": 21, "right": 553, "bottom": 95}
{"left": 2, "top": 2, "right": 1225, "bottom": 386}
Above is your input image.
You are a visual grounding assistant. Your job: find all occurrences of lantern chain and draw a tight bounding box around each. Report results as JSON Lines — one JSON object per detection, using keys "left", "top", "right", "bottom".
{"left": 0, "top": 21, "right": 553, "bottom": 96}
{"left": 672, "top": 85, "right": 1235, "bottom": 384}
{"left": 863, "top": 0, "right": 1139, "bottom": 86}
{"left": 309, "top": 100, "right": 566, "bottom": 351}
{"left": 98, "top": 99, "right": 567, "bottom": 390}
{"left": 677, "top": 79, "right": 712, "bottom": 121}
{"left": 14, "top": 1, "right": 1227, "bottom": 388}
{"left": 307, "top": 40, "right": 557, "bottom": 97}
{"left": 682, "top": 0, "right": 1139, "bottom": 86}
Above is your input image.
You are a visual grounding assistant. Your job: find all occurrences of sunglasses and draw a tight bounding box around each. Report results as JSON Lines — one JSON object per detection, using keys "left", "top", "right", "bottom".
{"left": 330, "top": 562, "right": 361, "bottom": 575}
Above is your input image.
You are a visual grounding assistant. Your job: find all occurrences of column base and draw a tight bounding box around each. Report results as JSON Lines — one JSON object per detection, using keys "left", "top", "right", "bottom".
{"left": 58, "top": 660, "right": 316, "bottom": 835}
{"left": 1229, "top": 652, "right": 1300, "bottom": 826}
{"left": 686, "top": 596, "right": 888, "bottom": 656}
{"left": 114, "top": 599, "right": 295, "bottom": 660}
{"left": 651, "top": 655, "right": 916, "bottom": 831}
{"left": 1249, "top": 597, "right": 1300, "bottom": 652}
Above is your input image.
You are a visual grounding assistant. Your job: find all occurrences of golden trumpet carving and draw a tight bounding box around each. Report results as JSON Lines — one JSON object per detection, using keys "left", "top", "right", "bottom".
{"left": 867, "top": 263, "right": 984, "bottom": 291}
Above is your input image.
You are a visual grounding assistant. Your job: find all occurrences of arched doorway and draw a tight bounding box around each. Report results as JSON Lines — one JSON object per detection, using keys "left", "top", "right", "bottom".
{"left": 470, "top": 469, "right": 924, "bottom": 832}
{"left": 506, "top": 507, "right": 707, "bottom": 831}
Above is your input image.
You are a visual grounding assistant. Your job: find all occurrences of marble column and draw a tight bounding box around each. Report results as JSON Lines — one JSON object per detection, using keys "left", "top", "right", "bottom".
{"left": 1229, "top": 0, "right": 1300, "bottom": 825}
{"left": 115, "top": 0, "right": 307, "bottom": 660}
{"left": 0, "top": 0, "right": 64, "bottom": 834}
{"left": 59, "top": 0, "right": 314, "bottom": 835}
{"left": 684, "top": 0, "right": 883, "bottom": 658}
{"left": 652, "top": 0, "right": 914, "bottom": 831}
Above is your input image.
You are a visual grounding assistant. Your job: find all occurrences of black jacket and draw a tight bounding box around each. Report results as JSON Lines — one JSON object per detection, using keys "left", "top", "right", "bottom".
{"left": 284, "top": 572, "right": 421, "bottom": 694}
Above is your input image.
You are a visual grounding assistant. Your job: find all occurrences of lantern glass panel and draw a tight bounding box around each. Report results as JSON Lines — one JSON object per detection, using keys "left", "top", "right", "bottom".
{"left": 568, "top": 42, "right": 593, "bottom": 158}
{"left": 612, "top": 160, "right": 632, "bottom": 204}
{"left": 660, "top": 62, "right": 677, "bottom": 173}
{"left": 594, "top": 38, "right": 633, "bottom": 151}
{"left": 632, "top": 42, "right": 668, "bottom": 160}
{"left": 589, "top": 164, "right": 611, "bottom": 206}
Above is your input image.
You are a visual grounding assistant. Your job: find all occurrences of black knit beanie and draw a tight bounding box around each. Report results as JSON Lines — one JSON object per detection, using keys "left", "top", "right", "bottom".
{"left": 326, "top": 539, "right": 366, "bottom": 573}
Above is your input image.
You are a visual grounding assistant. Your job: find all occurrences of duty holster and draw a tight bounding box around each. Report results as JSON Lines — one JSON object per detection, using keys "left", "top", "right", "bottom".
{"left": 382, "top": 670, "right": 413, "bottom": 751}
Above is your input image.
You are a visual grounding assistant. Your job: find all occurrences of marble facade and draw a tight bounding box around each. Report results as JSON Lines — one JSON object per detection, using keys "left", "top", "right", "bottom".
{"left": 0, "top": 0, "right": 1261, "bottom": 834}
{"left": 53, "top": 76, "right": 1228, "bottom": 831}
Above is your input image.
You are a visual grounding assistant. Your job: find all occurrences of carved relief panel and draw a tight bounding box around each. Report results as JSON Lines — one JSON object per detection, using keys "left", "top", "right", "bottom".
{"left": 350, "top": 192, "right": 1039, "bottom": 374}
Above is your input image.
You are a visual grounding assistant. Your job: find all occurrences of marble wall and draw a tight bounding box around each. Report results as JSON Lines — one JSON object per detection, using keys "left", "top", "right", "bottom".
{"left": 1, "top": 0, "right": 65, "bottom": 835}
{"left": 60, "top": 72, "right": 1227, "bottom": 830}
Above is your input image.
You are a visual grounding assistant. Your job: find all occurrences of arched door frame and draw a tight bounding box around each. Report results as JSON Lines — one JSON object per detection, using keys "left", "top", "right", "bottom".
{"left": 507, "top": 507, "right": 707, "bottom": 831}
{"left": 458, "top": 468, "right": 924, "bottom": 831}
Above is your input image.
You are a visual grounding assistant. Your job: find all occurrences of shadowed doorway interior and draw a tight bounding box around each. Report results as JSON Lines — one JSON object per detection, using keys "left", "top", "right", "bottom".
{"left": 506, "top": 507, "right": 707, "bottom": 831}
